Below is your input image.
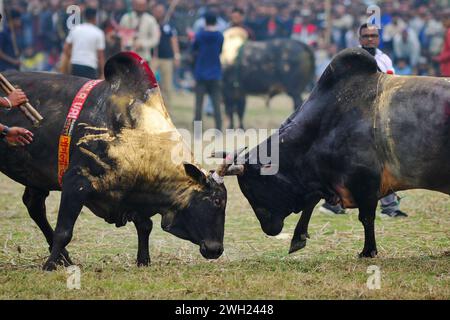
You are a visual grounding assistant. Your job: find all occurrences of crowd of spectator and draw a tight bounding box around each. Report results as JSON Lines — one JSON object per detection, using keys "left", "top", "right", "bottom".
{"left": 0, "top": 0, "right": 449, "bottom": 79}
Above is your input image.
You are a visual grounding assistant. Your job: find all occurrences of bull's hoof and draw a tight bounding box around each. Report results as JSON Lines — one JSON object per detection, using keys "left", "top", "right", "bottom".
{"left": 136, "top": 258, "right": 150, "bottom": 267}
{"left": 48, "top": 246, "right": 73, "bottom": 267}
{"left": 43, "top": 260, "right": 58, "bottom": 271}
{"left": 358, "top": 249, "right": 378, "bottom": 258}
{"left": 289, "top": 233, "right": 310, "bottom": 254}
{"left": 289, "top": 239, "right": 307, "bottom": 254}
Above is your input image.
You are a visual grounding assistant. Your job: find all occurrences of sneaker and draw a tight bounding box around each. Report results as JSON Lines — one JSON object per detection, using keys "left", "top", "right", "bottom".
{"left": 319, "top": 203, "right": 346, "bottom": 215}
{"left": 381, "top": 210, "right": 408, "bottom": 218}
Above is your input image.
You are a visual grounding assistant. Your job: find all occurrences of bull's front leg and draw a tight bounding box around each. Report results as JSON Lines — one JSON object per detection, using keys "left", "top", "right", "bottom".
{"left": 132, "top": 216, "right": 153, "bottom": 267}
{"left": 289, "top": 199, "right": 319, "bottom": 254}
{"left": 22, "top": 187, "right": 73, "bottom": 266}
{"left": 43, "top": 168, "right": 92, "bottom": 271}
{"left": 357, "top": 200, "right": 378, "bottom": 258}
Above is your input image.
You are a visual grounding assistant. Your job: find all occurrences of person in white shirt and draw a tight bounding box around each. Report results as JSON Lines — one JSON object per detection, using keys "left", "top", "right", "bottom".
{"left": 320, "top": 23, "right": 408, "bottom": 218}
{"left": 393, "top": 28, "right": 421, "bottom": 69}
{"left": 63, "top": 8, "right": 106, "bottom": 79}
{"left": 359, "top": 24, "right": 395, "bottom": 74}
{"left": 120, "top": 0, "right": 160, "bottom": 63}
{"left": 373, "top": 47, "right": 395, "bottom": 73}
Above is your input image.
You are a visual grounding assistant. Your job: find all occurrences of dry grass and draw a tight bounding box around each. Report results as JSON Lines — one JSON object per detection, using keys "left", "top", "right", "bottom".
{"left": 0, "top": 92, "right": 448, "bottom": 299}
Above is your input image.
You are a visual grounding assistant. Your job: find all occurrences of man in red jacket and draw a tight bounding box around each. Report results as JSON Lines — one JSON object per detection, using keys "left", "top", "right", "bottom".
{"left": 434, "top": 10, "right": 450, "bottom": 77}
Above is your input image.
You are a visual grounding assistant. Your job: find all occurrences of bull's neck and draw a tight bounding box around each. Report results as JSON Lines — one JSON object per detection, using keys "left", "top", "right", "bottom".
{"left": 275, "top": 98, "right": 326, "bottom": 190}
{"left": 80, "top": 127, "right": 198, "bottom": 213}
{"left": 125, "top": 178, "right": 195, "bottom": 214}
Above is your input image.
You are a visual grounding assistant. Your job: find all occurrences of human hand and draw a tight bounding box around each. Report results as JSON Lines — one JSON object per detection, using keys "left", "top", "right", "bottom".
{"left": 4, "top": 127, "right": 33, "bottom": 146}
{"left": 6, "top": 89, "right": 28, "bottom": 108}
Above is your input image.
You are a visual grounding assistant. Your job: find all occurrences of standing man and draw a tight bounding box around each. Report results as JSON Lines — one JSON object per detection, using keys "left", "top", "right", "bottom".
{"left": 152, "top": 3, "right": 181, "bottom": 108}
{"left": 120, "top": 0, "right": 160, "bottom": 64}
{"left": 63, "top": 8, "right": 106, "bottom": 79}
{"left": 223, "top": 7, "right": 252, "bottom": 129}
{"left": 393, "top": 28, "right": 421, "bottom": 72}
{"left": 192, "top": 12, "right": 224, "bottom": 131}
{"left": 434, "top": 9, "right": 450, "bottom": 77}
{"left": 359, "top": 23, "right": 395, "bottom": 73}
{"left": 320, "top": 23, "right": 408, "bottom": 218}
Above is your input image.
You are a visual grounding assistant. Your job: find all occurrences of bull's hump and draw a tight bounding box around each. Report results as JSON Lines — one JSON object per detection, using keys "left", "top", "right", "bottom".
{"left": 104, "top": 51, "right": 158, "bottom": 97}
{"left": 317, "top": 48, "right": 378, "bottom": 89}
{"left": 121, "top": 51, "right": 158, "bottom": 89}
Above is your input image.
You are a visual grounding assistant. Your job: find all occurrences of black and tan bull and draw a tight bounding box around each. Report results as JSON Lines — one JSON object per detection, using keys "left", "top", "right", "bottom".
{"left": 221, "top": 35, "right": 315, "bottom": 128}
{"left": 0, "top": 52, "right": 233, "bottom": 270}
{"left": 224, "top": 48, "right": 450, "bottom": 257}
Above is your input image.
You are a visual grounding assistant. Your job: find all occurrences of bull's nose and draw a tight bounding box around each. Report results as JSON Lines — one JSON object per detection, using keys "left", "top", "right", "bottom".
{"left": 255, "top": 208, "right": 284, "bottom": 236}
{"left": 260, "top": 217, "right": 284, "bottom": 236}
{"left": 261, "top": 222, "right": 283, "bottom": 236}
{"left": 200, "top": 241, "right": 224, "bottom": 259}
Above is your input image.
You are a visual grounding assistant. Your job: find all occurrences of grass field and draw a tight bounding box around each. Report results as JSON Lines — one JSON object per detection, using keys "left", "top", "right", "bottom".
{"left": 0, "top": 93, "right": 448, "bottom": 299}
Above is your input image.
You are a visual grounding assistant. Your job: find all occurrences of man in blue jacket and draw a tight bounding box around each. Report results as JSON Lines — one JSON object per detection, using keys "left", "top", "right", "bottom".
{"left": 192, "top": 12, "right": 224, "bottom": 131}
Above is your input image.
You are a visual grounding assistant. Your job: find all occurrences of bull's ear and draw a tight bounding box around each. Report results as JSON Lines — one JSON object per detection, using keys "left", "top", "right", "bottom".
{"left": 104, "top": 51, "right": 158, "bottom": 98}
{"left": 183, "top": 162, "right": 208, "bottom": 186}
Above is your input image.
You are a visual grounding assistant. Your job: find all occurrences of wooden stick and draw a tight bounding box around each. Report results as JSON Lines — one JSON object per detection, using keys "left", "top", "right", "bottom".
{"left": 0, "top": 73, "right": 43, "bottom": 126}
{"left": 324, "top": 0, "right": 332, "bottom": 46}
{"left": 164, "top": 0, "right": 180, "bottom": 24}
{"left": 0, "top": 81, "right": 36, "bottom": 124}
{"left": 0, "top": 80, "right": 41, "bottom": 126}
{"left": 0, "top": 82, "right": 35, "bottom": 121}
{"left": 5, "top": 7, "right": 20, "bottom": 58}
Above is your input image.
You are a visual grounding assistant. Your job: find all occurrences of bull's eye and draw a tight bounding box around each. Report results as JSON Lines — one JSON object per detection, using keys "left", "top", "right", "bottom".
{"left": 213, "top": 198, "right": 221, "bottom": 207}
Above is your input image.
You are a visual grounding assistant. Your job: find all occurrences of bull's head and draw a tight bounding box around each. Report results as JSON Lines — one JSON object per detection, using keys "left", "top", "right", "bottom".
{"left": 214, "top": 139, "right": 306, "bottom": 237}
{"left": 237, "top": 166, "right": 300, "bottom": 236}
{"left": 161, "top": 150, "right": 245, "bottom": 259}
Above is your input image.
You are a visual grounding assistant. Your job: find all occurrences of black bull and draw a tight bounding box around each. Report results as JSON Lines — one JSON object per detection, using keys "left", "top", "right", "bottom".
{"left": 0, "top": 52, "right": 229, "bottom": 270}
{"left": 235, "top": 48, "right": 450, "bottom": 257}
{"left": 222, "top": 39, "right": 315, "bottom": 119}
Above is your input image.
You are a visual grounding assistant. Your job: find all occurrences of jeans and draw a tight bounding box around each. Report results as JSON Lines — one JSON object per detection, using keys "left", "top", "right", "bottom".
{"left": 324, "top": 193, "right": 400, "bottom": 214}
{"left": 379, "top": 193, "right": 399, "bottom": 214}
{"left": 155, "top": 58, "right": 174, "bottom": 107}
{"left": 224, "top": 93, "right": 246, "bottom": 128}
{"left": 194, "top": 79, "right": 222, "bottom": 131}
{"left": 71, "top": 64, "right": 98, "bottom": 79}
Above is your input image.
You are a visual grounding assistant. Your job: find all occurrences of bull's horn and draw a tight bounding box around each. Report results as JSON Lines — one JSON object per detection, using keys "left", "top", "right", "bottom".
{"left": 209, "top": 151, "right": 228, "bottom": 159}
{"left": 224, "top": 164, "right": 245, "bottom": 176}
{"left": 211, "top": 147, "right": 247, "bottom": 184}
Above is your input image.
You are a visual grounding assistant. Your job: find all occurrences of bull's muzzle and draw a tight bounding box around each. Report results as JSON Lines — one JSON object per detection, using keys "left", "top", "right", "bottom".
{"left": 200, "top": 240, "right": 224, "bottom": 259}
{"left": 255, "top": 208, "right": 284, "bottom": 236}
